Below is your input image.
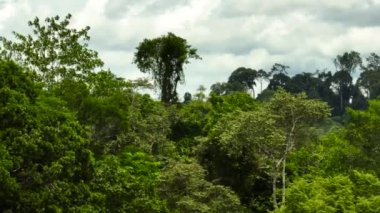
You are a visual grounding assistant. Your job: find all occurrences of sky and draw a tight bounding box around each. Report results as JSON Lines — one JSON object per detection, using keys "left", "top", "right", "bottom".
{"left": 0, "top": 0, "right": 379, "bottom": 99}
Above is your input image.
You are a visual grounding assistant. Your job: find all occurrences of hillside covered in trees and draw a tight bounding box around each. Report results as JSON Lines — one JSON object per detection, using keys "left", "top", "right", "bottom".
{"left": 0, "top": 14, "right": 380, "bottom": 212}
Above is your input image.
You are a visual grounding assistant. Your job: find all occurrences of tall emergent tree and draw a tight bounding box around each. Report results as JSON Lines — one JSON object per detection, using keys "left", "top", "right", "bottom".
{"left": 358, "top": 53, "right": 380, "bottom": 99}
{"left": 332, "top": 51, "right": 362, "bottom": 114}
{"left": 133, "top": 32, "right": 201, "bottom": 104}
{"left": 0, "top": 14, "right": 104, "bottom": 86}
{"left": 228, "top": 67, "right": 257, "bottom": 97}
{"left": 257, "top": 69, "right": 269, "bottom": 93}
{"left": 268, "top": 63, "right": 291, "bottom": 91}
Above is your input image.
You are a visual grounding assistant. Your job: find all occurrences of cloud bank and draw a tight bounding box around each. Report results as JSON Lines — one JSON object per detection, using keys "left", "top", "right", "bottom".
{"left": 0, "top": 0, "right": 379, "bottom": 97}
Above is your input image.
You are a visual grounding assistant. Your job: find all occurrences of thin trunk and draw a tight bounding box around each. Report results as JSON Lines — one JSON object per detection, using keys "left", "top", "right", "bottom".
{"left": 282, "top": 156, "right": 286, "bottom": 204}
{"left": 273, "top": 157, "right": 284, "bottom": 209}
{"left": 272, "top": 172, "right": 278, "bottom": 209}
{"left": 280, "top": 109, "right": 297, "bottom": 207}
{"left": 340, "top": 87, "right": 343, "bottom": 113}
{"left": 368, "top": 89, "right": 371, "bottom": 99}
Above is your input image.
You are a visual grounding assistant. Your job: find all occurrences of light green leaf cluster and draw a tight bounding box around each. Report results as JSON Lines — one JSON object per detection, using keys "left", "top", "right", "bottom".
{"left": 275, "top": 171, "right": 380, "bottom": 213}
{"left": 0, "top": 14, "right": 103, "bottom": 86}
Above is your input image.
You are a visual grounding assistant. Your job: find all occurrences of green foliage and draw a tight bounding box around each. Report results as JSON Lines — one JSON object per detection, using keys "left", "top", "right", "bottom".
{"left": 87, "top": 70, "right": 131, "bottom": 97}
{"left": 159, "top": 161, "right": 246, "bottom": 212}
{"left": 353, "top": 170, "right": 380, "bottom": 213}
{"left": 207, "top": 110, "right": 284, "bottom": 164}
{"left": 80, "top": 92, "right": 171, "bottom": 155}
{"left": 205, "top": 92, "right": 257, "bottom": 131}
{"left": 345, "top": 100, "right": 380, "bottom": 174}
{"left": 75, "top": 70, "right": 171, "bottom": 155}
{"left": 0, "top": 60, "right": 171, "bottom": 211}
{"left": 0, "top": 59, "right": 39, "bottom": 101}
{"left": 358, "top": 53, "right": 380, "bottom": 98}
{"left": 0, "top": 143, "right": 19, "bottom": 210}
{"left": 170, "top": 100, "right": 212, "bottom": 156}
{"left": 198, "top": 109, "right": 283, "bottom": 211}
{"left": 91, "top": 148, "right": 167, "bottom": 212}
{"left": 51, "top": 78, "right": 90, "bottom": 111}
{"left": 288, "top": 132, "right": 366, "bottom": 177}
{"left": 334, "top": 51, "right": 362, "bottom": 73}
{"left": 194, "top": 85, "right": 207, "bottom": 101}
{"left": 275, "top": 175, "right": 355, "bottom": 213}
{"left": 256, "top": 88, "right": 276, "bottom": 101}
{"left": 0, "top": 14, "right": 103, "bottom": 86}
{"left": 228, "top": 67, "right": 257, "bottom": 92}
{"left": 211, "top": 67, "right": 258, "bottom": 97}
{"left": 198, "top": 89, "right": 331, "bottom": 211}
{"left": 275, "top": 171, "right": 380, "bottom": 213}
{"left": 0, "top": 90, "right": 97, "bottom": 211}
{"left": 134, "top": 32, "right": 201, "bottom": 103}
{"left": 268, "top": 89, "right": 331, "bottom": 131}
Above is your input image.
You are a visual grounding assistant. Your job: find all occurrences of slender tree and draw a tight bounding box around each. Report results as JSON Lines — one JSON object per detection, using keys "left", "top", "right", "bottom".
{"left": 267, "top": 89, "right": 330, "bottom": 208}
{"left": 194, "top": 85, "right": 207, "bottom": 101}
{"left": 257, "top": 69, "right": 269, "bottom": 93}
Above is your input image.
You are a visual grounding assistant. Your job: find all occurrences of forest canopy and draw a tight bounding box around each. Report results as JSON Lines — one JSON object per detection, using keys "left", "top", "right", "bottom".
{"left": 0, "top": 14, "right": 379, "bottom": 212}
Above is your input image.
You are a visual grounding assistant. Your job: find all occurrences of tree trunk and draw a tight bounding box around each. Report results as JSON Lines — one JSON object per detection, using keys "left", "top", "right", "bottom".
{"left": 282, "top": 156, "right": 286, "bottom": 204}
{"left": 272, "top": 171, "right": 278, "bottom": 209}
{"left": 340, "top": 87, "right": 343, "bottom": 114}
{"left": 280, "top": 111, "right": 296, "bottom": 207}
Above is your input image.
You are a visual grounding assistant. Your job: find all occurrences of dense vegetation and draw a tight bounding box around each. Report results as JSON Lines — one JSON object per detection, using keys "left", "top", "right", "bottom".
{"left": 0, "top": 14, "right": 379, "bottom": 212}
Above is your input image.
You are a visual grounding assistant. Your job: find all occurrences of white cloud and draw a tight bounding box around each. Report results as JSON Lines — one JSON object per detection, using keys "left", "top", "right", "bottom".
{"left": 0, "top": 0, "right": 379, "bottom": 99}
{"left": 0, "top": 1, "right": 15, "bottom": 30}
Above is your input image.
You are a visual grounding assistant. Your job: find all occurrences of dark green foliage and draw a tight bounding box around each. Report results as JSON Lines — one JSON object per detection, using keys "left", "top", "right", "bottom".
{"left": 0, "top": 88, "right": 97, "bottom": 211}
{"left": 75, "top": 70, "right": 171, "bottom": 156}
{"left": 183, "top": 92, "right": 192, "bottom": 103}
{"left": 257, "top": 69, "right": 269, "bottom": 93}
{"left": 210, "top": 81, "right": 247, "bottom": 95}
{"left": 134, "top": 32, "right": 200, "bottom": 103}
{"left": 268, "top": 73, "right": 291, "bottom": 91}
{"left": 267, "top": 64, "right": 290, "bottom": 90}
{"left": 170, "top": 100, "right": 212, "bottom": 156}
{"left": 210, "top": 67, "right": 258, "bottom": 96}
{"left": 358, "top": 53, "right": 380, "bottom": 99}
{"left": 206, "top": 92, "right": 257, "bottom": 130}
{"left": 159, "top": 161, "right": 246, "bottom": 212}
{"left": 80, "top": 91, "right": 170, "bottom": 156}
{"left": 228, "top": 67, "right": 257, "bottom": 95}
{"left": 345, "top": 100, "right": 380, "bottom": 175}
{"left": 91, "top": 148, "right": 168, "bottom": 212}
{"left": 198, "top": 89, "right": 330, "bottom": 211}
{"left": 0, "top": 60, "right": 39, "bottom": 101}
{"left": 0, "top": 58, "right": 170, "bottom": 212}
{"left": 51, "top": 78, "right": 90, "bottom": 111}
{"left": 198, "top": 110, "right": 281, "bottom": 212}
{"left": 256, "top": 88, "right": 276, "bottom": 101}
